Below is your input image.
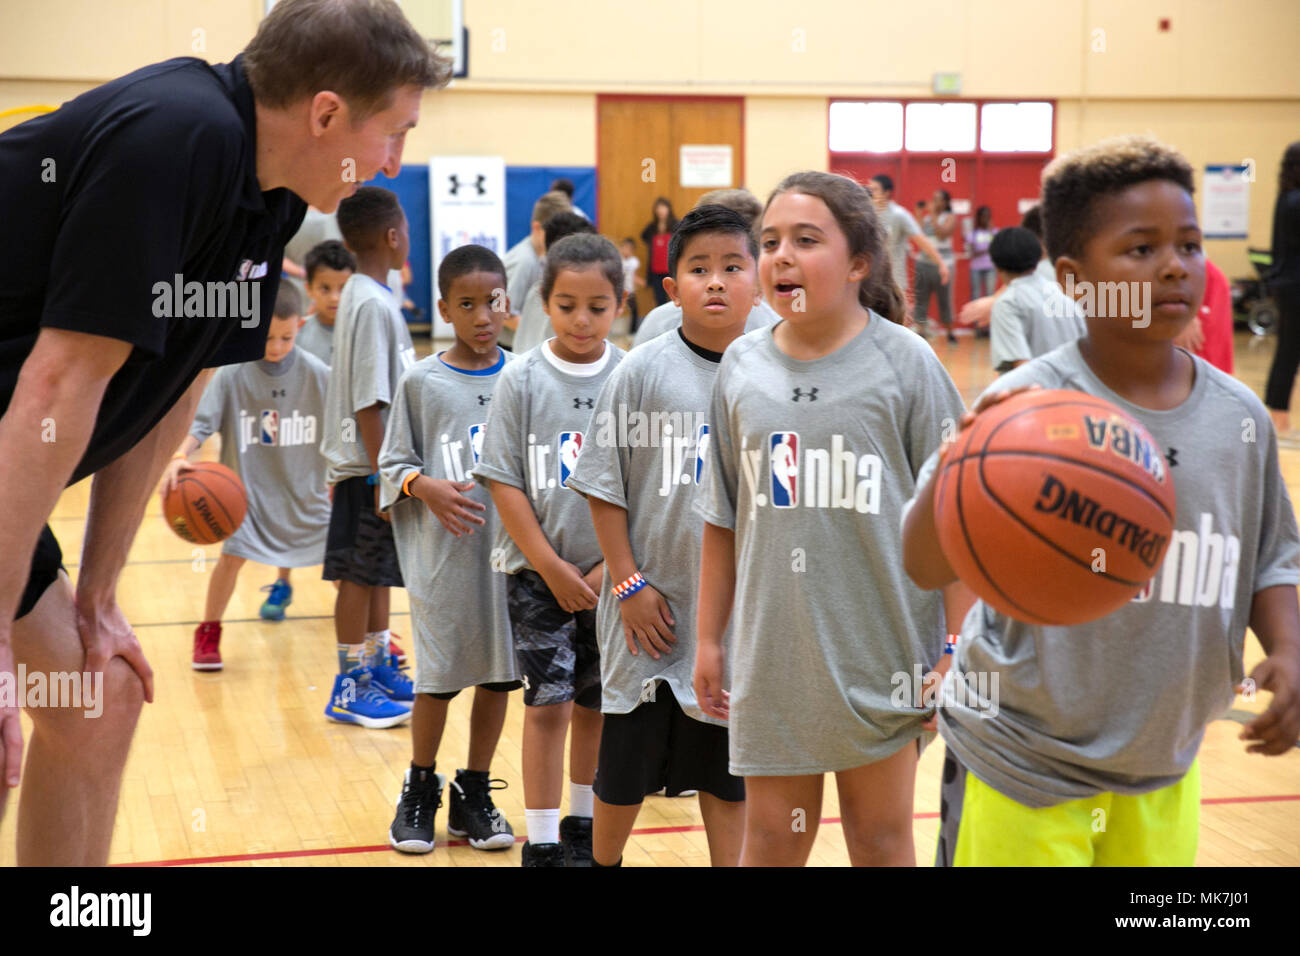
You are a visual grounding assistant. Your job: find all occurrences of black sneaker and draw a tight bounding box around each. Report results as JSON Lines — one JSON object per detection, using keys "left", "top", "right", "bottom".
{"left": 388, "top": 767, "right": 444, "bottom": 854}
{"left": 447, "top": 769, "right": 515, "bottom": 850}
{"left": 521, "top": 841, "right": 566, "bottom": 867}
{"left": 560, "top": 815, "right": 593, "bottom": 867}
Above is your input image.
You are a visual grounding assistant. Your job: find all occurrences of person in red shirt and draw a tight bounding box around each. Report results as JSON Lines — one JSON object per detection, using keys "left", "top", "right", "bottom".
{"left": 1174, "top": 258, "right": 1233, "bottom": 373}
{"left": 641, "top": 197, "right": 679, "bottom": 308}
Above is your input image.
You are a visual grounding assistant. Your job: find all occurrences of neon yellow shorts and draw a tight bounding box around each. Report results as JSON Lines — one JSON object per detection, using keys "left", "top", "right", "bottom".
{"left": 941, "top": 754, "right": 1200, "bottom": 866}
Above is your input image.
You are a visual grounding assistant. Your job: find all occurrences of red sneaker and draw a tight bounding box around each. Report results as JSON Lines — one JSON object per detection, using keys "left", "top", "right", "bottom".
{"left": 388, "top": 632, "right": 407, "bottom": 666}
{"left": 193, "top": 621, "right": 223, "bottom": 671}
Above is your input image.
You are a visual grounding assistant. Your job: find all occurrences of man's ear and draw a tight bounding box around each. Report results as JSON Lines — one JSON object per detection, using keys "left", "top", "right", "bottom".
{"left": 309, "top": 90, "right": 345, "bottom": 135}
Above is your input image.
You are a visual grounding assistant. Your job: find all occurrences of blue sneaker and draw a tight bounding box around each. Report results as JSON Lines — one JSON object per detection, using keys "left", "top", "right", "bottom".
{"left": 325, "top": 668, "right": 411, "bottom": 728}
{"left": 370, "top": 655, "right": 415, "bottom": 702}
{"left": 259, "top": 578, "right": 293, "bottom": 621}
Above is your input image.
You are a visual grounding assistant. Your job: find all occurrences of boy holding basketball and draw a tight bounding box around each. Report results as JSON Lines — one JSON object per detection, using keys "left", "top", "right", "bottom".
{"left": 320, "top": 186, "right": 418, "bottom": 728}
{"left": 903, "top": 135, "right": 1300, "bottom": 866}
{"left": 162, "top": 283, "right": 331, "bottom": 669}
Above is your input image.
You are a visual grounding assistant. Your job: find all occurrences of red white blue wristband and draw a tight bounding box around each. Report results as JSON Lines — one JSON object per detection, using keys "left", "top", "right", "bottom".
{"left": 613, "top": 572, "right": 647, "bottom": 602}
{"left": 944, "top": 633, "right": 959, "bottom": 655}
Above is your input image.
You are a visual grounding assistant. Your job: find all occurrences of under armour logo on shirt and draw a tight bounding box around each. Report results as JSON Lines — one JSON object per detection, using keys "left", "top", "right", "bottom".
{"left": 1165, "top": 447, "right": 1179, "bottom": 468}
{"left": 478, "top": 394, "right": 492, "bottom": 405}
{"left": 448, "top": 174, "right": 487, "bottom": 196}
{"left": 271, "top": 388, "right": 286, "bottom": 398}
{"left": 792, "top": 387, "right": 819, "bottom": 402}
{"left": 573, "top": 397, "right": 594, "bottom": 409}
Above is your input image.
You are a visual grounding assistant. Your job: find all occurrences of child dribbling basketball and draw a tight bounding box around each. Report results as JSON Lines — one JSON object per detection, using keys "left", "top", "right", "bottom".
{"left": 693, "top": 171, "right": 969, "bottom": 866}
{"left": 902, "top": 135, "right": 1300, "bottom": 866}
{"left": 160, "top": 283, "right": 331, "bottom": 670}
{"left": 472, "top": 233, "right": 626, "bottom": 866}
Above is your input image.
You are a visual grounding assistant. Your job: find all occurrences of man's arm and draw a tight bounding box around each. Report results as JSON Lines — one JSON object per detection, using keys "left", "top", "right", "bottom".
{"left": 76, "top": 365, "right": 213, "bottom": 694}
{"left": 909, "top": 233, "right": 950, "bottom": 283}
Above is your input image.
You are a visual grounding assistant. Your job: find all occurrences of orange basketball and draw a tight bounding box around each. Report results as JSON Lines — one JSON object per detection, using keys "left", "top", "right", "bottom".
{"left": 163, "top": 462, "right": 247, "bottom": 545}
{"left": 934, "top": 389, "right": 1176, "bottom": 626}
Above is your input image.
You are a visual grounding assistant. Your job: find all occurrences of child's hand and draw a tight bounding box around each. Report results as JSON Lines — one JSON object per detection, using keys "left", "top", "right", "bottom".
{"left": 582, "top": 561, "right": 604, "bottom": 596}
{"left": 158, "top": 457, "right": 195, "bottom": 504}
{"left": 694, "top": 641, "right": 729, "bottom": 721}
{"left": 1238, "top": 647, "right": 1300, "bottom": 755}
{"left": 542, "top": 559, "right": 598, "bottom": 613}
{"left": 941, "top": 384, "right": 1044, "bottom": 460}
{"left": 920, "top": 653, "right": 953, "bottom": 732}
{"left": 414, "top": 477, "right": 487, "bottom": 537}
{"left": 618, "top": 586, "right": 677, "bottom": 660}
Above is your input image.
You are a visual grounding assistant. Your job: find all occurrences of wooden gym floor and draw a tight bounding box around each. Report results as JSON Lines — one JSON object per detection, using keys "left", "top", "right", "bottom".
{"left": 2, "top": 327, "right": 1298, "bottom": 867}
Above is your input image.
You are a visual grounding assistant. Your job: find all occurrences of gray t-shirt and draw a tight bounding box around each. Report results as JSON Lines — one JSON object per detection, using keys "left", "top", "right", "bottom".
{"left": 631, "top": 299, "right": 780, "bottom": 349}
{"left": 189, "top": 347, "right": 331, "bottom": 567}
{"left": 296, "top": 315, "right": 334, "bottom": 367}
{"left": 989, "top": 272, "right": 1086, "bottom": 371}
{"left": 881, "top": 201, "right": 922, "bottom": 290}
{"left": 1034, "top": 257, "right": 1056, "bottom": 283}
{"left": 502, "top": 236, "right": 542, "bottom": 349}
{"left": 566, "top": 331, "right": 730, "bottom": 723}
{"left": 471, "top": 341, "right": 625, "bottom": 574}
{"left": 321, "top": 273, "right": 417, "bottom": 485}
{"left": 913, "top": 342, "right": 1300, "bottom": 808}
{"left": 695, "top": 317, "right": 966, "bottom": 775}
{"left": 511, "top": 282, "right": 551, "bottom": 356}
{"left": 378, "top": 350, "right": 519, "bottom": 693}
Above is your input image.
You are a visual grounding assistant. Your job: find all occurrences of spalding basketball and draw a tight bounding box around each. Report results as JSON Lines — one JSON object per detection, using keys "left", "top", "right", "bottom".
{"left": 163, "top": 462, "right": 247, "bottom": 545}
{"left": 934, "top": 389, "right": 1176, "bottom": 626}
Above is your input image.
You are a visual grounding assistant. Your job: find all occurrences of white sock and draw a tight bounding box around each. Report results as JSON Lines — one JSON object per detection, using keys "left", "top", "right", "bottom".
{"left": 364, "top": 629, "right": 389, "bottom": 666}
{"left": 525, "top": 808, "right": 561, "bottom": 845}
{"left": 570, "top": 782, "right": 594, "bottom": 819}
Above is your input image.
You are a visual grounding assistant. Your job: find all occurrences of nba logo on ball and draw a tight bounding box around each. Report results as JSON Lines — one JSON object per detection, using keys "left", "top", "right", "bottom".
{"left": 695, "top": 423, "right": 710, "bottom": 485}
{"left": 260, "top": 410, "right": 279, "bottom": 446}
{"left": 468, "top": 423, "right": 485, "bottom": 464}
{"left": 770, "top": 432, "right": 799, "bottom": 508}
{"left": 558, "top": 431, "right": 583, "bottom": 487}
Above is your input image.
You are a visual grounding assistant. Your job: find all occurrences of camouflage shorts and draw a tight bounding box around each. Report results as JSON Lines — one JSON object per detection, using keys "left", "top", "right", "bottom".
{"left": 506, "top": 569, "right": 601, "bottom": 709}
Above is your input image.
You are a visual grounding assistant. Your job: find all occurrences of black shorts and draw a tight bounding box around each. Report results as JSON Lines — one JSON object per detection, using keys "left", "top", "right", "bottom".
{"left": 17, "top": 525, "right": 65, "bottom": 621}
{"left": 427, "top": 680, "right": 523, "bottom": 701}
{"left": 593, "top": 684, "right": 745, "bottom": 806}
{"left": 323, "top": 476, "right": 404, "bottom": 587}
{"left": 506, "top": 569, "right": 601, "bottom": 709}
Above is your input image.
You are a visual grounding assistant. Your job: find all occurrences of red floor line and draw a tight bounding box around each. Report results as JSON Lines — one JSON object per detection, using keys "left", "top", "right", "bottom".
{"left": 111, "top": 790, "right": 1300, "bottom": 868}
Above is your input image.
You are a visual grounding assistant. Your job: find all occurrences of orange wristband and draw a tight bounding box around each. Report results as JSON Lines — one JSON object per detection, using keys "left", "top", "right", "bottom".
{"left": 401, "top": 471, "right": 420, "bottom": 497}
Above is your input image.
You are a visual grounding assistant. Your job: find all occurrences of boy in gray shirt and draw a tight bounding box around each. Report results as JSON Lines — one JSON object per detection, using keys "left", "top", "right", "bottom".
{"left": 988, "top": 226, "right": 1084, "bottom": 372}
{"left": 567, "top": 205, "right": 753, "bottom": 867}
{"left": 162, "top": 284, "right": 330, "bottom": 672}
{"left": 295, "top": 240, "right": 355, "bottom": 367}
{"left": 903, "top": 135, "right": 1300, "bottom": 866}
{"left": 630, "top": 297, "right": 779, "bottom": 348}
{"left": 472, "top": 233, "right": 625, "bottom": 866}
{"left": 502, "top": 190, "right": 571, "bottom": 350}
{"left": 380, "top": 245, "right": 521, "bottom": 856}
{"left": 320, "top": 187, "right": 417, "bottom": 730}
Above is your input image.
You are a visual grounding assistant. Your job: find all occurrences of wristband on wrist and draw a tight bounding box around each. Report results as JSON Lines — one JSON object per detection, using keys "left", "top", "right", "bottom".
{"left": 612, "top": 572, "right": 647, "bottom": 601}
{"left": 401, "top": 471, "right": 420, "bottom": 497}
{"left": 944, "top": 633, "right": 959, "bottom": 655}
{"left": 366, "top": 472, "right": 379, "bottom": 486}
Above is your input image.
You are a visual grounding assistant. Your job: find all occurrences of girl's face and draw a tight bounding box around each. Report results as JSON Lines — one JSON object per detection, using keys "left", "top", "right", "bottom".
{"left": 544, "top": 265, "right": 619, "bottom": 362}
{"left": 932, "top": 190, "right": 948, "bottom": 212}
{"left": 759, "top": 191, "right": 869, "bottom": 326}
{"left": 654, "top": 201, "right": 670, "bottom": 221}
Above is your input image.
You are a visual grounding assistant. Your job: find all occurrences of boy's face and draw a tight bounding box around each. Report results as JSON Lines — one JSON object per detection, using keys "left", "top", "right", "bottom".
{"left": 263, "top": 315, "right": 300, "bottom": 363}
{"left": 438, "top": 270, "right": 507, "bottom": 355}
{"left": 386, "top": 211, "right": 411, "bottom": 270}
{"left": 664, "top": 231, "right": 760, "bottom": 331}
{"left": 1061, "top": 180, "right": 1205, "bottom": 340}
{"left": 621, "top": 242, "right": 634, "bottom": 259}
{"left": 760, "top": 191, "right": 868, "bottom": 325}
{"left": 300, "top": 85, "right": 423, "bottom": 213}
{"left": 544, "top": 266, "right": 618, "bottom": 362}
{"left": 866, "top": 180, "right": 888, "bottom": 209}
{"left": 306, "top": 266, "right": 352, "bottom": 324}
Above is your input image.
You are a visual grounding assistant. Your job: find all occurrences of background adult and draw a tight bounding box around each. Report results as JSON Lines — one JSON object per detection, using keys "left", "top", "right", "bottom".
{"left": 640, "top": 197, "right": 678, "bottom": 307}
{"left": 1263, "top": 142, "right": 1300, "bottom": 434}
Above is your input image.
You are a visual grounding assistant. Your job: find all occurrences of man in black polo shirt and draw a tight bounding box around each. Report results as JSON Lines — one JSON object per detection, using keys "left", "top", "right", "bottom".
{"left": 0, "top": 0, "right": 449, "bottom": 865}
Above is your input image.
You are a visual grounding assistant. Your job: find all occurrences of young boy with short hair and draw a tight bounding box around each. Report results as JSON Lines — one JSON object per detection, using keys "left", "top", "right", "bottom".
{"left": 903, "top": 135, "right": 1300, "bottom": 866}
{"left": 380, "top": 244, "right": 521, "bottom": 853}
{"left": 988, "top": 225, "right": 1085, "bottom": 373}
{"left": 472, "top": 233, "right": 627, "bottom": 866}
{"left": 297, "top": 239, "right": 356, "bottom": 367}
{"left": 162, "top": 282, "right": 331, "bottom": 668}
{"left": 567, "top": 205, "right": 754, "bottom": 867}
{"left": 320, "top": 186, "right": 417, "bottom": 728}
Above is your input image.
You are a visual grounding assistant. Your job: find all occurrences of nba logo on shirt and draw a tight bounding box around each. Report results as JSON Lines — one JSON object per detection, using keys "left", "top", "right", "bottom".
{"left": 468, "top": 423, "right": 486, "bottom": 465}
{"left": 558, "top": 431, "right": 583, "bottom": 488}
{"left": 769, "top": 432, "right": 799, "bottom": 508}
{"left": 260, "top": 410, "right": 279, "bottom": 446}
{"left": 694, "top": 423, "right": 710, "bottom": 485}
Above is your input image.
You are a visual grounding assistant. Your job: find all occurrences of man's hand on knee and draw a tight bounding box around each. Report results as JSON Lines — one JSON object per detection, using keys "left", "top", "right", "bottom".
{"left": 73, "top": 596, "right": 154, "bottom": 704}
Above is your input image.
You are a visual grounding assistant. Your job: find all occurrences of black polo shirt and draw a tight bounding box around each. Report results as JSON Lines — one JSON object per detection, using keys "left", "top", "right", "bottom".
{"left": 0, "top": 54, "right": 306, "bottom": 484}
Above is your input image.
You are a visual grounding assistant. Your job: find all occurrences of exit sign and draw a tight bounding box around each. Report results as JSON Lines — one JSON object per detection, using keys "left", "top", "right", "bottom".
{"left": 933, "top": 72, "right": 962, "bottom": 95}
